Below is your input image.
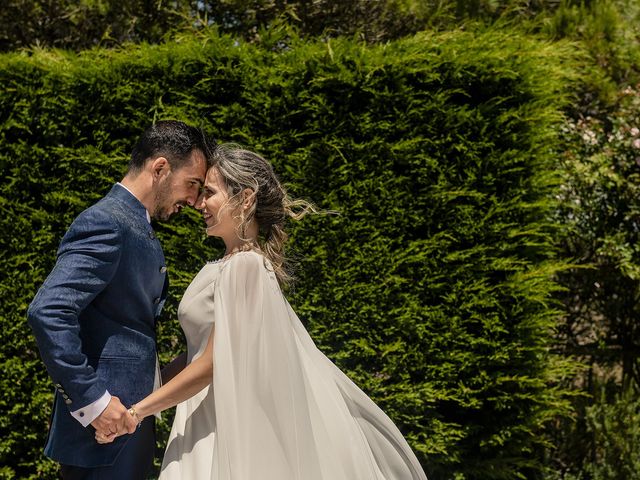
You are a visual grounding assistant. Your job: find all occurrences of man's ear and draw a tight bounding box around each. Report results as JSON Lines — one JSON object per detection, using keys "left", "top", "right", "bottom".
{"left": 241, "top": 188, "right": 256, "bottom": 210}
{"left": 149, "top": 157, "right": 170, "bottom": 180}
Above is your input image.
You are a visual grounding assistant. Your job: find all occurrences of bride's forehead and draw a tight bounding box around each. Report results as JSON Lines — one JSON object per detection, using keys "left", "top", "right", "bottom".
{"left": 205, "top": 167, "right": 225, "bottom": 184}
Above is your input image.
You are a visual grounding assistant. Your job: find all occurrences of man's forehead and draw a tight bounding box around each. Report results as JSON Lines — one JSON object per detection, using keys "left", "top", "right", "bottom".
{"left": 192, "top": 148, "right": 208, "bottom": 162}
{"left": 175, "top": 164, "right": 205, "bottom": 184}
{"left": 186, "top": 151, "right": 207, "bottom": 177}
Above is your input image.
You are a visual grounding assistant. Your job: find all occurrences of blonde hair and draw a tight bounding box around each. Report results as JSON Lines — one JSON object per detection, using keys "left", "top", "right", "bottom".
{"left": 211, "top": 144, "right": 317, "bottom": 287}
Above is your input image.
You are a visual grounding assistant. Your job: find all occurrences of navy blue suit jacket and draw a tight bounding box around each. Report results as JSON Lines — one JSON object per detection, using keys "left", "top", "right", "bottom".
{"left": 28, "top": 184, "right": 168, "bottom": 467}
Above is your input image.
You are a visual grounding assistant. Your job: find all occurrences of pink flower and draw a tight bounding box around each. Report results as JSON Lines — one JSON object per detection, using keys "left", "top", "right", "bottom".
{"left": 582, "top": 130, "right": 598, "bottom": 145}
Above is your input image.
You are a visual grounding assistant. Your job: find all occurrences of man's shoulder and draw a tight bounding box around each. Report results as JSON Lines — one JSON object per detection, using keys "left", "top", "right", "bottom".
{"left": 72, "top": 196, "right": 122, "bottom": 229}
{"left": 61, "top": 192, "right": 143, "bottom": 250}
{"left": 75, "top": 185, "right": 147, "bottom": 227}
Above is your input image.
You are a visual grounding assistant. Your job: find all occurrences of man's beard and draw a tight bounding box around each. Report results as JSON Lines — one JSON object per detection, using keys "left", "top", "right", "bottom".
{"left": 152, "top": 180, "right": 174, "bottom": 221}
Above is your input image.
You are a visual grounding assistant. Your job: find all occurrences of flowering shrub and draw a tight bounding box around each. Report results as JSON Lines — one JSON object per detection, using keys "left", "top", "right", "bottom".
{"left": 557, "top": 83, "right": 640, "bottom": 364}
{"left": 551, "top": 83, "right": 640, "bottom": 478}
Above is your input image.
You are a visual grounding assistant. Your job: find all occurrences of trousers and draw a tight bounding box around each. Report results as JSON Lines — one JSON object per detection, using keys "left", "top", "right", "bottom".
{"left": 60, "top": 417, "right": 155, "bottom": 480}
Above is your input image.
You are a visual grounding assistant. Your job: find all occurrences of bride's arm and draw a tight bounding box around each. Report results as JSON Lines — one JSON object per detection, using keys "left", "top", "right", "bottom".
{"left": 160, "top": 352, "right": 188, "bottom": 384}
{"left": 131, "top": 327, "right": 215, "bottom": 422}
{"left": 124, "top": 252, "right": 264, "bottom": 429}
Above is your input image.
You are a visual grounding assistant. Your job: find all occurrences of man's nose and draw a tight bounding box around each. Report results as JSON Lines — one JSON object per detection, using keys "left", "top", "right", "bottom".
{"left": 186, "top": 190, "right": 200, "bottom": 207}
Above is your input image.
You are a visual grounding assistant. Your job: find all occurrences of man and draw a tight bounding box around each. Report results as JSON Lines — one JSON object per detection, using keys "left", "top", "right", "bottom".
{"left": 27, "top": 120, "right": 212, "bottom": 479}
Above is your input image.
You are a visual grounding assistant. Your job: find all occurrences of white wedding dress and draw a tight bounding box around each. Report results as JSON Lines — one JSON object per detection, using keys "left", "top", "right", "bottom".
{"left": 159, "top": 251, "right": 427, "bottom": 480}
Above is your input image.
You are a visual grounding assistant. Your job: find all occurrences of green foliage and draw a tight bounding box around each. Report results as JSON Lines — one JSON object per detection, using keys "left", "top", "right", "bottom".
{"left": 546, "top": 386, "right": 640, "bottom": 480}
{"left": 0, "top": 1, "right": 634, "bottom": 478}
{"left": 0, "top": 0, "right": 442, "bottom": 51}
{"left": 0, "top": 0, "right": 194, "bottom": 51}
{"left": 0, "top": 28, "right": 578, "bottom": 479}
{"left": 583, "top": 387, "right": 640, "bottom": 479}
{"left": 551, "top": 1, "right": 639, "bottom": 66}
{"left": 512, "top": 1, "right": 640, "bottom": 477}
{"left": 548, "top": 79, "right": 640, "bottom": 479}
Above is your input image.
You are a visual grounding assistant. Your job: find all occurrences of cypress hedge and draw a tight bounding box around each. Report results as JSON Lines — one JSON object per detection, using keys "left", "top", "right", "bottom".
{"left": 0, "top": 29, "right": 577, "bottom": 479}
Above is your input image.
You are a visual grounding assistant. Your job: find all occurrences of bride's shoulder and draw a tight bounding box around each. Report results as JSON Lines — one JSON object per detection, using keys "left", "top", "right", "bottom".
{"left": 221, "top": 250, "right": 280, "bottom": 290}
{"left": 225, "top": 250, "right": 270, "bottom": 272}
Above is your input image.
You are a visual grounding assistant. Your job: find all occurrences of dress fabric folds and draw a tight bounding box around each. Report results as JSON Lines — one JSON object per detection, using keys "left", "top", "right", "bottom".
{"left": 159, "top": 251, "right": 427, "bottom": 480}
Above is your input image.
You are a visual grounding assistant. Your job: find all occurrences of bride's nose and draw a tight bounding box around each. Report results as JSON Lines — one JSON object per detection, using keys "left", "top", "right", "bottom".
{"left": 195, "top": 193, "right": 205, "bottom": 210}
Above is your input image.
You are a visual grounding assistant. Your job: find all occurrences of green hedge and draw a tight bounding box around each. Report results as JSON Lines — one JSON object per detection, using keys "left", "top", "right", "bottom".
{"left": 0, "top": 29, "right": 577, "bottom": 479}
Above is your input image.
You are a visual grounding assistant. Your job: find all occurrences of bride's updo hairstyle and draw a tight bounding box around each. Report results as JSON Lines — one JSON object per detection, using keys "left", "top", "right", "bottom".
{"left": 211, "top": 143, "right": 317, "bottom": 286}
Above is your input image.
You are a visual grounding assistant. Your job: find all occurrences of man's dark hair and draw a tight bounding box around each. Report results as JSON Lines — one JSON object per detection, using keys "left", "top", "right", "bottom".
{"left": 128, "top": 120, "right": 216, "bottom": 173}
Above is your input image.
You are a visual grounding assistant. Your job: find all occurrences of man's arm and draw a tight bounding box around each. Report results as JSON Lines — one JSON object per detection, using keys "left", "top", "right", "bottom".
{"left": 27, "top": 208, "right": 132, "bottom": 434}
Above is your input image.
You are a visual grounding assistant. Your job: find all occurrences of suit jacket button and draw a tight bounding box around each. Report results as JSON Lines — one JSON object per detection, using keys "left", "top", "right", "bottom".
{"left": 154, "top": 297, "right": 160, "bottom": 305}
{"left": 160, "top": 266, "right": 167, "bottom": 274}
{"left": 149, "top": 232, "right": 156, "bottom": 240}
{"left": 65, "top": 399, "right": 73, "bottom": 406}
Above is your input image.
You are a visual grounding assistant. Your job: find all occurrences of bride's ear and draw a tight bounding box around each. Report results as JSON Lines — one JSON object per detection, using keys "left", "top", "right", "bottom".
{"left": 241, "top": 188, "right": 256, "bottom": 210}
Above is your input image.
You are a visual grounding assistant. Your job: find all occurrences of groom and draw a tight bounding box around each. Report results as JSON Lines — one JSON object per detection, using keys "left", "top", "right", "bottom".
{"left": 27, "top": 120, "right": 212, "bottom": 479}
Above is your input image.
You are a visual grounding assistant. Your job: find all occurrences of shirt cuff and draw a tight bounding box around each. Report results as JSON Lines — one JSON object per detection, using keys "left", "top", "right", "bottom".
{"left": 70, "top": 391, "right": 112, "bottom": 427}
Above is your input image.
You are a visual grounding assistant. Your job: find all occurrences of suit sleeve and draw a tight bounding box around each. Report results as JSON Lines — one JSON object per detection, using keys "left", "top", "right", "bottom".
{"left": 27, "top": 208, "right": 122, "bottom": 412}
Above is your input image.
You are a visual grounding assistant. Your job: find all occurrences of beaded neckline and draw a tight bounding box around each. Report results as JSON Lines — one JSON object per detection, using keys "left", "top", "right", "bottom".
{"left": 207, "top": 250, "right": 244, "bottom": 264}
{"left": 207, "top": 248, "right": 261, "bottom": 265}
{"left": 207, "top": 255, "right": 232, "bottom": 265}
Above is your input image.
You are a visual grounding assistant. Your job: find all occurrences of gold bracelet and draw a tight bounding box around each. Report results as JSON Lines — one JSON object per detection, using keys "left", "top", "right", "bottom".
{"left": 128, "top": 405, "right": 142, "bottom": 428}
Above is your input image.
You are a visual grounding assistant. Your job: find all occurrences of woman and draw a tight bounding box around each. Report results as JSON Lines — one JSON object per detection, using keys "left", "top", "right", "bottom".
{"left": 102, "top": 144, "right": 428, "bottom": 479}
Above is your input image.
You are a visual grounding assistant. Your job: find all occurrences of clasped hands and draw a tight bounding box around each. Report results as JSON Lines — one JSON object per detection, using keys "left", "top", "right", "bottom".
{"left": 91, "top": 396, "right": 140, "bottom": 444}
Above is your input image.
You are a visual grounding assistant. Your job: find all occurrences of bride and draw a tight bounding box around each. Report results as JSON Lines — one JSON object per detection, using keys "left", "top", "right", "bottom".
{"left": 100, "top": 144, "right": 428, "bottom": 480}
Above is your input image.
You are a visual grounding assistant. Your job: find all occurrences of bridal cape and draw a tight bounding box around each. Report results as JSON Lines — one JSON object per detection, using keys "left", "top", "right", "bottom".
{"left": 160, "top": 251, "right": 428, "bottom": 480}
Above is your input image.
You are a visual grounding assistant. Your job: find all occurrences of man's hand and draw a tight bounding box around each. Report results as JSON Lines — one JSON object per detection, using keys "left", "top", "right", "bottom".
{"left": 91, "top": 396, "right": 136, "bottom": 443}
